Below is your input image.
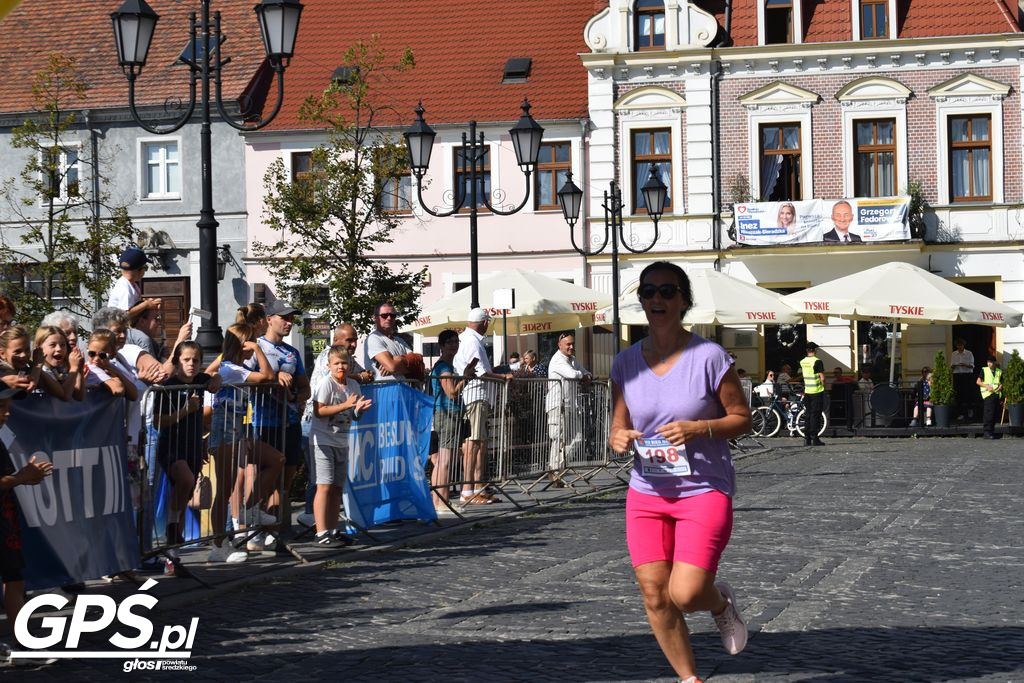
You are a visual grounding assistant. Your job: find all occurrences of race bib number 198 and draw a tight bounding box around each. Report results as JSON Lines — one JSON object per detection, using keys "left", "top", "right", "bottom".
{"left": 634, "top": 436, "right": 690, "bottom": 477}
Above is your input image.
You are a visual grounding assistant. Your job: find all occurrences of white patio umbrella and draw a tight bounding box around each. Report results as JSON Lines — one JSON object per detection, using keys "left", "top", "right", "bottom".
{"left": 595, "top": 268, "right": 817, "bottom": 326}
{"left": 780, "top": 261, "right": 1023, "bottom": 381}
{"left": 407, "top": 269, "right": 612, "bottom": 337}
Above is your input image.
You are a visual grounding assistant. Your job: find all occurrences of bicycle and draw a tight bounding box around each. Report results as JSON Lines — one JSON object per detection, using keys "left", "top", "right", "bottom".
{"left": 751, "top": 387, "right": 828, "bottom": 438}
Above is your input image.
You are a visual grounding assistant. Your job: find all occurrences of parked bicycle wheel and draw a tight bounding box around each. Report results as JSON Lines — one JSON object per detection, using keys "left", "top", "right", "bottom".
{"left": 752, "top": 406, "right": 782, "bottom": 437}
{"left": 795, "top": 408, "right": 828, "bottom": 437}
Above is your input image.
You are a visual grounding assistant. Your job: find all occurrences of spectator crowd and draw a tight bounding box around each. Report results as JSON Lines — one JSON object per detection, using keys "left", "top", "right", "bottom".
{"left": 0, "top": 249, "right": 600, "bottom": 663}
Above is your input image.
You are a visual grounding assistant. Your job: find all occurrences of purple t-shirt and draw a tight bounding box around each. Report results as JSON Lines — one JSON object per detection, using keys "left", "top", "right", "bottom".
{"left": 610, "top": 334, "right": 736, "bottom": 499}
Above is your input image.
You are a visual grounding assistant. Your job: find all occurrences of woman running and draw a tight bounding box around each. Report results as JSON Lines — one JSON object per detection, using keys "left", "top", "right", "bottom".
{"left": 609, "top": 261, "right": 752, "bottom": 683}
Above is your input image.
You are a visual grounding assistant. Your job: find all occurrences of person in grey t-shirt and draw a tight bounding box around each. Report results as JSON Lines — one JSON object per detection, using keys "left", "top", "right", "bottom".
{"left": 363, "top": 302, "right": 412, "bottom": 381}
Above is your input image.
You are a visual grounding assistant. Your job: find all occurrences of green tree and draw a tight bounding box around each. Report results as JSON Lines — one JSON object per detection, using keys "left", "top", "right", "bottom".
{"left": 254, "top": 38, "right": 426, "bottom": 334}
{"left": 0, "top": 52, "right": 138, "bottom": 329}
{"left": 1003, "top": 349, "right": 1024, "bottom": 404}
{"left": 930, "top": 350, "right": 954, "bottom": 405}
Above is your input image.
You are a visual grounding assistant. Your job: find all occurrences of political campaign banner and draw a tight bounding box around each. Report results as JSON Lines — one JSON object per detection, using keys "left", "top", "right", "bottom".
{"left": 2, "top": 394, "right": 139, "bottom": 590}
{"left": 734, "top": 196, "right": 910, "bottom": 246}
{"left": 343, "top": 382, "right": 435, "bottom": 529}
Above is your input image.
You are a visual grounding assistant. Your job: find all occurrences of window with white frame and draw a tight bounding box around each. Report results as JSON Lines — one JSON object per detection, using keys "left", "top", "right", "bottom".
{"left": 948, "top": 115, "right": 992, "bottom": 202}
{"left": 379, "top": 170, "right": 413, "bottom": 214}
{"left": 928, "top": 73, "right": 1008, "bottom": 205}
{"left": 851, "top": 0, "right": 895, "bottom": 40}
{"left": 535, "top": 141, "right": 572, "bottom": 210}
{"left": 631, "top": 129, "right": 673, "bottom": 213}
{"left": 141, "top": 140, "right": 181, "bottom": 199}
{"left": 740, "top": 82, "right": 817, "bottom": 200}
{"left": 759, "top": 0, "right": 803, "bottom": 45}
{"left": 614, "top": 87, "right": 685, "bottom": 217}
{"left": 853, "top": 119, "right": 896, "bottom": 197}
{"left": 859, "top": 0, "right": 887, "bottom": 38}
{"left": 41, "top": 145, "right": 82, "bottom": 203}
{"left": 634, "top": 0, "right": 666, "bottom": 51}
{"left": 759, "top": 123, "right": 802, "bottom": 200}
{"left": 836, "top": 77, "right": 910, "bottom": 198}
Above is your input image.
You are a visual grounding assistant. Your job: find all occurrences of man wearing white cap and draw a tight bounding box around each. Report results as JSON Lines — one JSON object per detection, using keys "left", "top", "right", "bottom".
{"left": 453, "top": 308, "right": 513, "bottom": 505}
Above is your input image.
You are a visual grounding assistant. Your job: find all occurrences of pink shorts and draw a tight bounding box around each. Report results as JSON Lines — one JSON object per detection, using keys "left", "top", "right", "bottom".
{"left": 625, "top": 488, "right": 733, "bottom": 572}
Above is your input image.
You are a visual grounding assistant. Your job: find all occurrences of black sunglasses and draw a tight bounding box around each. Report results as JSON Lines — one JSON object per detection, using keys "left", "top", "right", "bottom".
{"left": 638, "top": 284, "right": 682, "bottom": 300}
{"left": 377, "top": 312, "right": 397, "bottom": 319}
{"left": 87, "top": 350, "right": 110, "bottom": 360}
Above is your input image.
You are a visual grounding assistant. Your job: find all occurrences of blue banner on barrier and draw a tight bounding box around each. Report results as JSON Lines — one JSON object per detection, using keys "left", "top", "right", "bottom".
{"left": 1, "top": 394, "right": 139, "bottom": 590}
{"left": 343, "top": 382, "right": 435, "bottom": 528}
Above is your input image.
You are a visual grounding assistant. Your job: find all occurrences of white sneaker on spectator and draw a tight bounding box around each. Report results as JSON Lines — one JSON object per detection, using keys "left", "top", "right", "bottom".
{"left": 246, "top": 533, "right": 267, "bottom": 552}
{"left": 712, "top": 581, "right": 748, "bottom": 655}
{"left": 296, "top": 512, "right": 315, "bottom": 528}
{"left": 208, "top": 543, "right": 247, "bottom": 564}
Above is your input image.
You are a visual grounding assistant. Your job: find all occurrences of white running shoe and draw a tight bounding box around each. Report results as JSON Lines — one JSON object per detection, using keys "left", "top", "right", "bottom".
{"left": 208, "top": 543, "right": 247, "bottom": 564}
{"left": 712, "top": 581, "right": 748, "bottom": 655}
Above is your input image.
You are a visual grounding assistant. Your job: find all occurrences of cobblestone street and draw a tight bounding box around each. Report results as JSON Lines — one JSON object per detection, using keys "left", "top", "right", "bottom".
{"left": 16, "top": 437, "right": 1024, "bottom": 682}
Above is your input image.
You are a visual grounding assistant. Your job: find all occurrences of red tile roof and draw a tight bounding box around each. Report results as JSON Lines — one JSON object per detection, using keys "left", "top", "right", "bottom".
{"left": 700, "top": 0, "right": 1019, "bottom": 47}
{"left": 0, "top": 0, "right": 268, "bottom": 115}
{"left": 261, "top": 0, "right": 595, "bottom": 131}
{"left": 900, "top": 0, "right": 1019, "bottom": 37}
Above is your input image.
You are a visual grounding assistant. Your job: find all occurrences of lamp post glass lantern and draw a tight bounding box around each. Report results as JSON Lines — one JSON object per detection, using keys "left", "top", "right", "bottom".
{"left": 559, "top": 169, "right": 667, "bottom": 353}
{"left": 404, "top": 99, "right": 543, "bottom": 309}
{"left": 110, "top": 0, "right": 302, "bottom": 354}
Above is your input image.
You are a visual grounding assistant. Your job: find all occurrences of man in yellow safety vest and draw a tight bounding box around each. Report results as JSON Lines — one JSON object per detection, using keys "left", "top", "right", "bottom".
{"left": 800, "top": 342, "right": 826, "bottom": 446}
{"left": 976, "top": 355, "right": 1003, "bottom": 439}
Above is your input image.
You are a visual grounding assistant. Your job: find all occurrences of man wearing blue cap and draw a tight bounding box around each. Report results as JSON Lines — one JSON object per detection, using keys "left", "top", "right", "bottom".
{"left": 107, "top": 247, "right": 161, "bottom": 319}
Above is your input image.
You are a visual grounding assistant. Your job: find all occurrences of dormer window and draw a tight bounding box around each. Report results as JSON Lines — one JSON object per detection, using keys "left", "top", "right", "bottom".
{"left": 765, "top": 0, "right": 793, "bottom": 44}
{"left": 635, "top": 0, "right": 665, "bottom": 51}
{"left": 860, "top": 0, "right": 887, "bottom": 38}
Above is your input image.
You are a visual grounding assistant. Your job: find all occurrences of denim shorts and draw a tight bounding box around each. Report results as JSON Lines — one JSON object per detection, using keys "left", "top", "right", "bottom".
{"left": 209, "top": 410, "right": 244, "bottom": 448}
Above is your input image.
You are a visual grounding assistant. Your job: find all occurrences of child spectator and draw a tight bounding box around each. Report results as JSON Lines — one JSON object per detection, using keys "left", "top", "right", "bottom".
{"left": 33, "top": 326, "right": 85, "bottom": 400}
{"left": 207, "top": 323, "right": 280, "bottom": 563}
{"left": 154, "top": 341, "right": 222, "bottom": 566}
{"left": 311, "top": 346, "right": 370, "bottom": 545}
{"left": 0, "top": 387, "right": 55, "bottom": 666}
{"left": 84, "top": 330, "right": 138, "bottom": 400}
{"left": 910, "top": 368, "right": 934, "bottom": 427}
{"left": 0, "top": 326, "right": 42, "bottom": 395}
{"left": 429, "top": 330, "right": 469, "bottom": 511}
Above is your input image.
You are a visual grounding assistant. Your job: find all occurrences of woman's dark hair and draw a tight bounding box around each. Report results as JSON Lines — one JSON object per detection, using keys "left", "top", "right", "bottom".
{"left": 438, "top": 329, "right": 458, "bottom": 346}
{"left": 172, "top": 340, "right": 203, "bottom": 366}
{"left": 638, "top": 261, "right": 692, "bottom": 319}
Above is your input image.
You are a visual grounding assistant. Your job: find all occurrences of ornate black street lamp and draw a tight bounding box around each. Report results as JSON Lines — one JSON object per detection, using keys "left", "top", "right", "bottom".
{"left": 557, "top": 170, "right": 668, "bottom": 353}
{"left": 404, "top": 100, "right": 544, "bottom": 309}
{"left": 111, "top": 0, "right": 303, "bottom": 354}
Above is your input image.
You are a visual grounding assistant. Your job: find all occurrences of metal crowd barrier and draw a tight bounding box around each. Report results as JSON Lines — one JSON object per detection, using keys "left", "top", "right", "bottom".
{"left": 140, "top": 382, "right": 288, "bottom": 565}
{"left": 422, "top": 374, "right": 614, "bottom": 509}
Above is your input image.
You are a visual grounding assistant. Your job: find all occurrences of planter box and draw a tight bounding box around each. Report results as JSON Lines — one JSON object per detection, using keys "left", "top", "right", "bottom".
{"left": 1009, "top": 403, "right": 1024, "bottom": 428}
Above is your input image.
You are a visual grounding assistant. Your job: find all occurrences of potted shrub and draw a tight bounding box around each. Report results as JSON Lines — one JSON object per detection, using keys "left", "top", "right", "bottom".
{"left": 930, "top": 350, "right": 955, "bottom": 428}
{"left": 1004, "top": 350, "right": 1024, "bottom": 427}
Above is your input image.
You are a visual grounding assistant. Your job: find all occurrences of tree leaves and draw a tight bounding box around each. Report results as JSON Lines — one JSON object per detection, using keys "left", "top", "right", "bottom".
{"left": 253, "top": 38, "right": 426, "bottom": 334}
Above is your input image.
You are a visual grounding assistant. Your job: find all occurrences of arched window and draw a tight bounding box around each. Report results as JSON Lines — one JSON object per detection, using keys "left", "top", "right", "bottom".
{"left": 635, "top": 0, "right": 665, "bottom": 51}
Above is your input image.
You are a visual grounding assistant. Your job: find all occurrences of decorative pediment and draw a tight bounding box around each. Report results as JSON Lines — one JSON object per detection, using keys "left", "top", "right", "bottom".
{"left": 836, "top": 76, "right": 911, "bottom": 103}
{"left": 584, "top": 6, "right": 611, "bottom": 52}
{"left": 739, "top": 81, "right": 820, "bottom": 110}
{"left": 614, "top": 86, "right": 687, "bottom": 111}
{"left": 927, "top": 73, "right": 1010, "bottom": 100}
